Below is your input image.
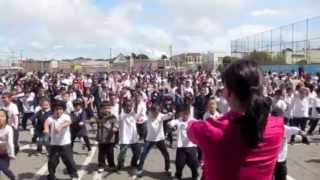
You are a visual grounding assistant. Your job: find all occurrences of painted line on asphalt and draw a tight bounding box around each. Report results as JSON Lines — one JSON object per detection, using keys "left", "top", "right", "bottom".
{"left": 287, "top": 175, "right": 296, "bottom": 180}
{"left": 35, "top": 164, "right": 48, "bottom": 176}
{"left": 31, "top": 142, "right": 98, "bottom": 179}
{"left": 92, "top": 171, "right": 102, "bottom": 180}
{"left": 20, "top": 144, "right": 36, "bottom": 151}
{"left": 78, "top": 142, "right": 98, "bottom": 180}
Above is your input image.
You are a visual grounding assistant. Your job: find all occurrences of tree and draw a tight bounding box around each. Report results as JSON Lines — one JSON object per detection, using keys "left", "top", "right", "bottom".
{"left": 161, "top": 54, "right": 168, "bottom": 60}
{"left": 137, "top": 54, "right": 149, "bottom": 60}
{"left": 297, "top": 59, "right": 307, "bottom": 64}
{"left": 245, "top": 51, "right": 287, "bottom": 65}
{"left": 131, "top": 53, "right": 137, "bottom": 59}
{"left": 246, "top": 51, "right": 273, "bottom": 64}
{"left": 222, "top": 56, "right": 232, "bottom": 65}
{"left": 217, "top": 64, "right": 224, "bottom": 72}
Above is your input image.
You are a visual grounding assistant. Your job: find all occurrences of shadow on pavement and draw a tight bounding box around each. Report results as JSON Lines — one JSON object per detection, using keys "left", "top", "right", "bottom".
{"left": 18, "top": 172, "right": 35, "bottom": 180}
{"left": 142, "top": 170, "right": 175, "bottom": 180}
{"left": 305, "top": 159, "right": 320, "bottom": 163}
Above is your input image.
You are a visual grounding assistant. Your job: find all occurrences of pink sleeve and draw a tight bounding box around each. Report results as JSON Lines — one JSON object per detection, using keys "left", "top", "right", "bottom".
{"left": 187, "top": 120, "right": 207, "bottom": 146}
{"left": 187, "top": 119, "right": 223, "bottom": 147}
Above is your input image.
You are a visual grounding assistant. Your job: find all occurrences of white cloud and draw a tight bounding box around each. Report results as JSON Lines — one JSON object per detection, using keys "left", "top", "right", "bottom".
{"left": 52, "top": 45, "right": 64, "bottom": 50}
{"left": 251, "top": 8, "right": 283, "bottom": 17}
{"left": 0, "top": 0, "right": 276, "bottom": 59}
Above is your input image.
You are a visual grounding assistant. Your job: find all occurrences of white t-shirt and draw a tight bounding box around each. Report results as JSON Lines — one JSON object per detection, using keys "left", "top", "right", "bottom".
{"left": 168, "top": 118, "right": 197, "bottom": 148}
{"left": 274, "top": 99, "right": 287, "bottom": 114}
{"left": 66, "top": 101, "right": 74, "bottom": 115}
{"left": 284, "top": 94, "right": 294, "bottom": 118}
{"left": 110, "top": 103, "right": 120, "bottom": 120}
{"left": 136, "top": 101, "right": 147, "bottom": 122}
{"left": 278, "top": 126, "right": 300, "bottom": 162}
{"left": 84, "top": 78, "right": 92, "bottom": 88}
{"left": 311, "top": 96, "right": 320, "bottom": 118}
{"left": 217, "top": 96, "right": 230, "bottom": 114}
{"left": 2, "top": 103, "right": 19, "bottom": 129}
{"left": 118, "top": 111, "right": 139, "bottom": 144}
{"left": 292, "top": 97, "right": 309, "bottom": 118}
{"left": 21, "top": 92, "right": 35, "bottom": 113}
{"left": 203, "top": 110, "right": 221, "bottom": 120}
{"left": 0, "top": 125, "right": 15, "bottom": 158}
{"left": 47, "top": 114, "right": 72, "bottom": 146}
{"left": 145, "top": 113, "right": 169, "bottom": 142}
{"left": 184, "top": 87, "right": 194, "bottom": 95}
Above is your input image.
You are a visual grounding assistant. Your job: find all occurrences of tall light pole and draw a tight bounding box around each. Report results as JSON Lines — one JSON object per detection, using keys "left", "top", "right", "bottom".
{"left": 169, "top": 45, "right": 173, "bottom": 69}
{"left": 109, "top": 48, "right": 112, "bottom": 60}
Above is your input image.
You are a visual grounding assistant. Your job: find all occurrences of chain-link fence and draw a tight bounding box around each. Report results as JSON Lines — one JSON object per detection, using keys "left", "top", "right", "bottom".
{"left": 231, "top": 16, "right": 320, "bottom": 64}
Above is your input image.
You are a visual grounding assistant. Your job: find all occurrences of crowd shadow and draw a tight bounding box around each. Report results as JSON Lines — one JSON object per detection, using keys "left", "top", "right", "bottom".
{"left": 18, "top": 172, "right": 35, "bottom": 180}
{"left": 142, "top": 170, "right": 175, "bottom": 180}
{"left": 305, "top": 159, "right": 320, "bottom": 163}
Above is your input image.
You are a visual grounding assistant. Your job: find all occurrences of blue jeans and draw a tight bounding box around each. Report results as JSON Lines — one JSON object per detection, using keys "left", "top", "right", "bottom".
{"left": 138, "top": 140, "right": 170, "bottom": 171}
{"left": 0, "top": 154, "right": 16, "bottom": 180}
{"left": 36, "top": 133, "right": 50, "bottom": 152}
{"left": 117, "top": 144, "right": 141, "bottom": 169}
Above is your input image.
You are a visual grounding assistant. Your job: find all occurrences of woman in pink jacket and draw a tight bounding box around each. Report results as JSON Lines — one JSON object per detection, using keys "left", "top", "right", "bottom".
{"left": 188, "top": 60, "right": 284, "bottom": 180}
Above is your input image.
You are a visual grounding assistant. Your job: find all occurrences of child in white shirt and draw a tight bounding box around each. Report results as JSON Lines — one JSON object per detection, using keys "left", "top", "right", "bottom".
{"left": 308, "top": 88, "right": 320, "bottom": 135}
{"left": 117, "top": 100, "right": 141, "bottom": 170}
{"left": 20, "top": 89, "right": 36, "bottom": 130}
{"left": 168, "top": 104, "right": 199, "bottom": 180}
{"left": 203, "top": 97, "right": 221, "bottom": 120}
{"left": 135, "top": 92, "right": 148, "bottom": 141}
{"left": 271, "top": 107, "right": 310, "bottom": 180}
{"left": 44, "top": 100, "right": 78, "bottom": 180}
{"left": 137, "top": 104, "right": 173, "bottom": 177}
{"left": 0, "top": 109, "right": 16, "bottom": 180}
{"left": 291, "top": 87, "right": 310, "bottom": 143}
{"left": 1, "top": 92, "right": 20, "bottom": 155}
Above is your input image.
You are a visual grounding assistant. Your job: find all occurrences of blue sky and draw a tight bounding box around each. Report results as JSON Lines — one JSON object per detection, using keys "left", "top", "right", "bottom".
{"left": 0, "top": 0, "right": 318, "bottom": 59}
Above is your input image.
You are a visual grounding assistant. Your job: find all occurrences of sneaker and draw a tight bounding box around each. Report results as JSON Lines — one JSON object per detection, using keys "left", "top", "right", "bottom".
{"left": 70, "top": 173, "right": 79, "bottom": 178}
{"left": 165, "top": 169, "right": 172, "bottom": 177}
{"left": 136, "top": 170, "right": 143, "bottom": 177}
{"left": 116, "top": 165, "right": 122, "bottom": 171}
{"left": 109, "top": 166, "right": 117, "bottom": 172}
{"left": 98, "top": 168, "right": 104, "bottom": 173}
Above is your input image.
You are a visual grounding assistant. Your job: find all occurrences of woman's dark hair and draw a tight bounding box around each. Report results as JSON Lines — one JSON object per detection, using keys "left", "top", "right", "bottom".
{"left": 221, "top": 59, "right": 272, "bottom": 148}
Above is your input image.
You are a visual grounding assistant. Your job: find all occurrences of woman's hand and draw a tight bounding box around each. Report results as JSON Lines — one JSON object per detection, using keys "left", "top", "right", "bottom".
{"left": 9, "top": 156, "right": 16, "bottom": 160}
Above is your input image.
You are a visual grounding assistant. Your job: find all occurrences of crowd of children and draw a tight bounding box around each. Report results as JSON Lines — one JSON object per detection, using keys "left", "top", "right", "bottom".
{"left": 0, "top": 63, "right": 317, "bottom": 180}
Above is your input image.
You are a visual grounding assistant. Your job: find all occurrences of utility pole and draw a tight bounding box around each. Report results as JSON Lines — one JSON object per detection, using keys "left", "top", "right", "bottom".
{"left": 109, "top": 48, "right": 112, "bottom": 60}
{"left": 169, "top": 45, "right": 173, "bottom": 69}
